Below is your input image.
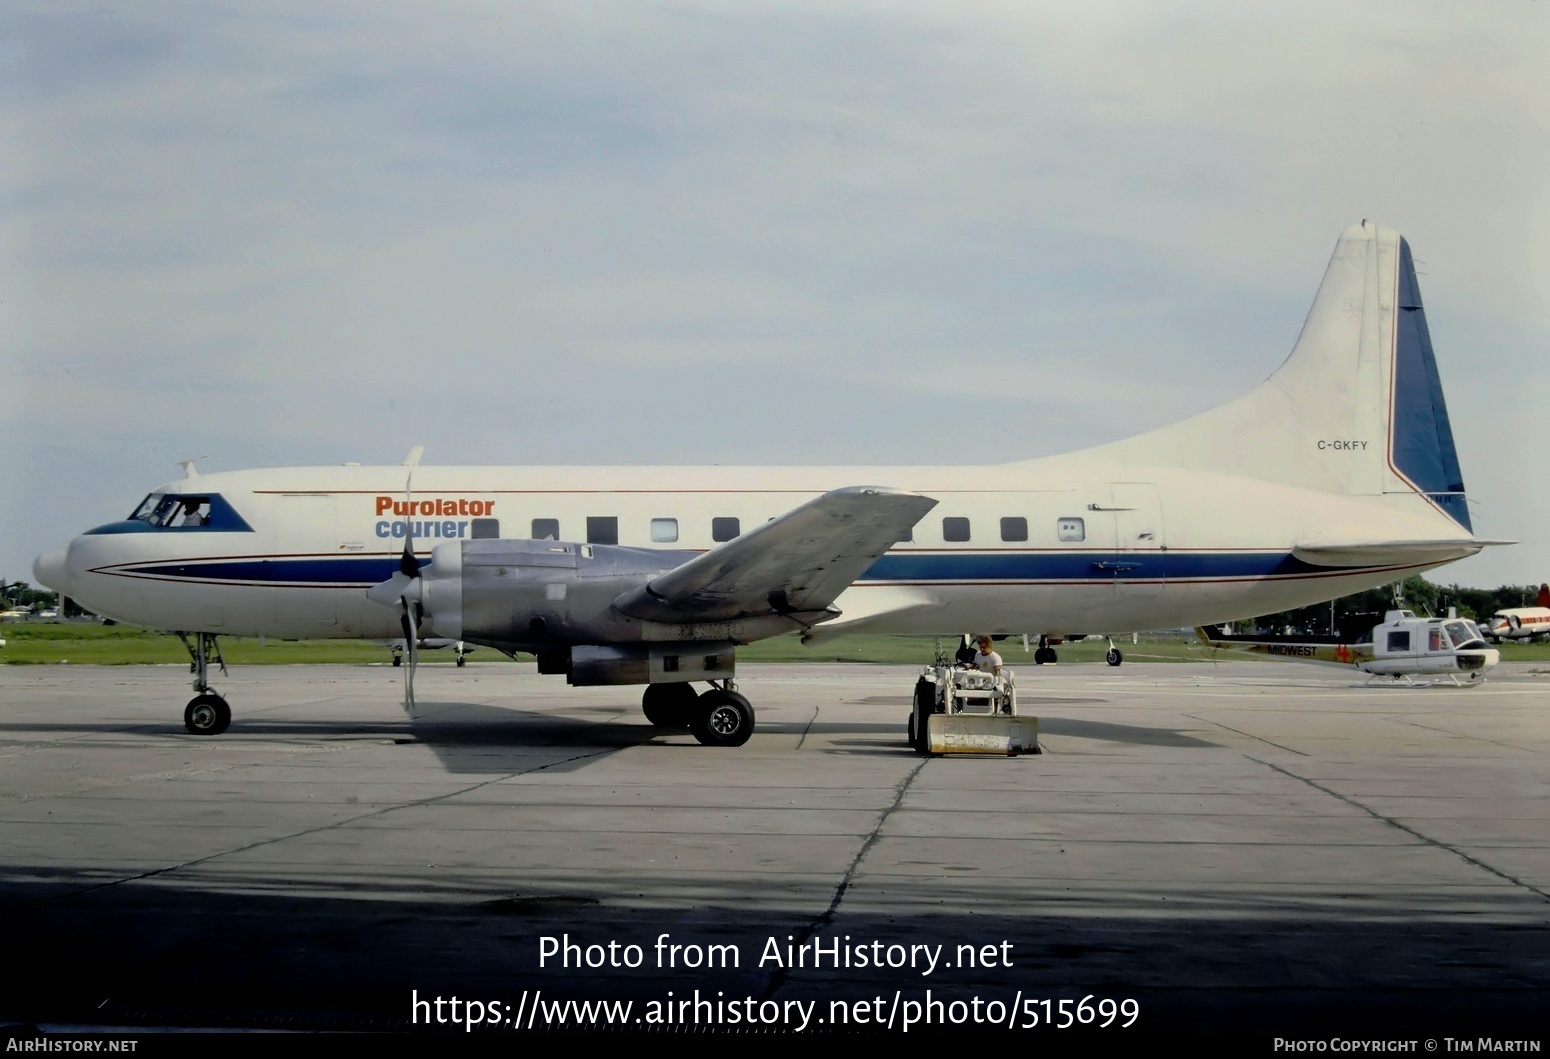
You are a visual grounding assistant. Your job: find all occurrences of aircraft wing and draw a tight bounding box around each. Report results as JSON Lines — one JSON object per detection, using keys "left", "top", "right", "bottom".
{"left": 1291, "top": 538, "right": 1516, "bottom": 569}
{"left": 612, "top": 486, "right": 937, "bottom": 624}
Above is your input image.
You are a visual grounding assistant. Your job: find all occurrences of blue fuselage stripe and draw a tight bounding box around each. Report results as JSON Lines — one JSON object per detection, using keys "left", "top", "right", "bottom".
{"left": 111, "top": 550, "right": 1356, "bottom": 587}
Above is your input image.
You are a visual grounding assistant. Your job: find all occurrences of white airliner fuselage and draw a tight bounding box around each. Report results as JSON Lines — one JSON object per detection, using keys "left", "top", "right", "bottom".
{"left": 32, "top": 223, "right": 1502, "bottom": 744}
{"left": 39, "top": 462, "right": 1475, "bottom": 644}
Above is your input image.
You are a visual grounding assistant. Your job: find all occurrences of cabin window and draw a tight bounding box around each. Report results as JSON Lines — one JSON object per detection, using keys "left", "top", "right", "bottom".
{"left": 712, "top": 517, "right": 740, "bottom": 542}
{"left": 1428, "top": 627, "right": 1444, "bottom": 652}
{"left": 470, "top": 518, "right": 500, "bottom": 539}
{"left": 1057, "top": 517, "right": 1085, "bottom": 542}
{"left": 943, "top": 517, "right": 971, "bottom": 543}
{"left": 531, "top": 518, "right": 560, "bottom": 541}
{"left": 1000, "top": 517, "right": 1028, "bottom": 542}
{"left": 587, "top": 516, "right": 619, "bottom": 546}
{"left": 651, "top": 518, "right": 679, "bottom": 543}
{"left": 1386, "top": 630, "right": 1410, "bottom": 652}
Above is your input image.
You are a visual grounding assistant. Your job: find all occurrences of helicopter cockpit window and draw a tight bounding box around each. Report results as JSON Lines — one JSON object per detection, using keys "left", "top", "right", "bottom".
{"left": 1445, "top": 621, "right": 1485, "bottom": 650}
{"left": 1428, "top": 626, "right": 1447, "bottom": 652}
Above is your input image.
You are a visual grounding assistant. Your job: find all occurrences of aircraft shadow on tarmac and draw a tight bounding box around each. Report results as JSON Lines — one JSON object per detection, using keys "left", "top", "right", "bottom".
{"left": 0, "top": 701, "right": 1221, "bottom": 772}
{"left": 1034, "top": 717, "right": 1221, "bottom": 748}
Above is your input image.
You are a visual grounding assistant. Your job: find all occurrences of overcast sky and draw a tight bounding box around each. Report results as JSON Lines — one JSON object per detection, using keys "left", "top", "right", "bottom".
{"left": 3, "top": 1, "right": 1546, "bottom": 591}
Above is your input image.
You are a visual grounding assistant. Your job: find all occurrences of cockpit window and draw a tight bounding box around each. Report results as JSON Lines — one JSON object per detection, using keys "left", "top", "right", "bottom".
{"left": 134, "top": 495, "right": 209, "bottom": 527}
{"left": 118, "top": 493, "right": 251, "bottom": 532}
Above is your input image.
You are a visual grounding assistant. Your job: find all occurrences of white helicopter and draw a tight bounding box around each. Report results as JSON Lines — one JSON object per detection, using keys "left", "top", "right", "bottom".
{"left": 1196, "top": 610, "right": 1500, "bottom": 685}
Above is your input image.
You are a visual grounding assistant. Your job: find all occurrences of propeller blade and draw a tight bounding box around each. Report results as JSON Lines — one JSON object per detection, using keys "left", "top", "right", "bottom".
{"left": 399, "top": 472, "right": 422, "bottom": 578}
{"left": 401, "top": 602, "right": 419, "bottom": 715}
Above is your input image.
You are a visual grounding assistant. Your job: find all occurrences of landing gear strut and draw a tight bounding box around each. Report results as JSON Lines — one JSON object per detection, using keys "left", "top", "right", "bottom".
{"left": 177, "top": 631, "right": 231, "bottom": 735}
{"left": 1105, "top": 637, "right": 1124, "bottom": 666}
{"left": 1034, "top": 634, "right": 1058, "bottom": 666}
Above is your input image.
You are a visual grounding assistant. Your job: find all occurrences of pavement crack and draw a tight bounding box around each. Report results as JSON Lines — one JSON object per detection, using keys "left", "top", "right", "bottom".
{"left": 1249, "top": 755, "right": 1550, "bottom": 904}
{"left": 794, "top": 707, "right": 820, "bottom": 751}
{"left": 31, "top": 746, "right": 621, "bottom": 907}
{"left": 761, "top": 755, "right": 929, "bottom": 999}
{"left": 1391, "top": 717, "right": 1537, "bottom": 754}
{"left": 1186, "top": 713, "right": 1307, "bottom": 756}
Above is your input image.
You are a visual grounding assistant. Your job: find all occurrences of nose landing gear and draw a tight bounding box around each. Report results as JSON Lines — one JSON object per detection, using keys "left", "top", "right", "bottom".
{"left": 177, "top": 631, "right": 231, "bottom": 735}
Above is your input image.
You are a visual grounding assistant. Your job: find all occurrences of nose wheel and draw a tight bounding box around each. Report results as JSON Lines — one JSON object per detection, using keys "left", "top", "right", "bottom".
{"left": 184, "top": 693, "right": 231, "bottom": 735}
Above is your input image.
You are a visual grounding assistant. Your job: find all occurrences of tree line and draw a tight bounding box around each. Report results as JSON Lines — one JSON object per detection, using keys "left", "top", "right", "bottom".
{"left": 1246, "top": 577, "right": 1543, "bottom": 638}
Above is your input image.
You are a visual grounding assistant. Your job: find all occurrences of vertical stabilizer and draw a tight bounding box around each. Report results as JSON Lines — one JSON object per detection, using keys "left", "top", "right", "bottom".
{"left": 1070, "top": 222, "right": 1471, "bottom": 531}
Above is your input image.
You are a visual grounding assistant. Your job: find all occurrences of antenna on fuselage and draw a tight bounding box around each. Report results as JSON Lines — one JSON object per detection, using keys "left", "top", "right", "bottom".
{"left": 403, "top": 446, "right": 425, "bottom": 467}
{"left": 176, "top": 457, "right": 208, "bottom": 479}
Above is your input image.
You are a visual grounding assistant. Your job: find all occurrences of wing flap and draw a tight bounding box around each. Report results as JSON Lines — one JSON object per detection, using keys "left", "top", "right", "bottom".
{"left": 613, "top": 486, "right": 937, "bottom": 623}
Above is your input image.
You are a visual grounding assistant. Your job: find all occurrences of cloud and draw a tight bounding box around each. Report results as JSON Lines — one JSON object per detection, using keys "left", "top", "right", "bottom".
{"left": 3, "top": 1, "right": 1545, "bottom": 586}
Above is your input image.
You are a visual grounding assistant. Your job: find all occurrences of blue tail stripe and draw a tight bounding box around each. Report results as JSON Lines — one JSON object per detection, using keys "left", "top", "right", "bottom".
{"left": 1392, "top": 238, "right": 1470, "bottom": 531}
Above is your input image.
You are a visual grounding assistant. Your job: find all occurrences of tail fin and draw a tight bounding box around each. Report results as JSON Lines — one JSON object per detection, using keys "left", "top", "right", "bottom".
{"left": 1074, "top": 222, "right": 1471, "bottom": 531}
{"left": 1538, "top": 584, "right": 1550, "bottom": 608}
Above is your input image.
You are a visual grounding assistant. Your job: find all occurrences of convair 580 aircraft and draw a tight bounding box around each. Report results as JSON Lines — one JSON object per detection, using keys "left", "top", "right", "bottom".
{"left": 34, "top": 222, "right": 1504, "bottom": 746}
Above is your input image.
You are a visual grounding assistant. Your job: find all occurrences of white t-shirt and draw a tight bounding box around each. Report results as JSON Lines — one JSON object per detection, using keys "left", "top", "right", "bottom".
{"left": 972, "top": 650, "right": 1003, "bottom": 672}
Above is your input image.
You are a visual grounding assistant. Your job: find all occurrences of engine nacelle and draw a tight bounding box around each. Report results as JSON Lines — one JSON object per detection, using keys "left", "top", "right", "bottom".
{"left": 420, "top": 538, "right": 684, "bottom": 646}
{"left": 412, "top": 538, "right": 796, "bottom": 685}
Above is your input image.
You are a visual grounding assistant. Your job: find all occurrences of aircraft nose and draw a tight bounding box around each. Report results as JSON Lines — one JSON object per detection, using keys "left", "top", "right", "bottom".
{"left": 33, "top": 548, "right": 70, "bottom": 593}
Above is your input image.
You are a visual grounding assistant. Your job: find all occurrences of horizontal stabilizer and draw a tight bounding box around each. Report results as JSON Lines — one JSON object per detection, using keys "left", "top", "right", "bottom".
{"left": 1291, "top": 538, "right": 1514, "bottom": 569}
{"left": 613, "top": 487, "right": 937, "bottom": 624}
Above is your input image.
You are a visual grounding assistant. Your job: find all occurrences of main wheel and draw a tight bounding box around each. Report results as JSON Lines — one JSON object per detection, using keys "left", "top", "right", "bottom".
{"left": 690, "top": 689, "right": 755, "bottom": 747}
{"left": 184, "top": 693, "right": 231, "bottom": 736}
{"left": 911, "top": 678, "right": 934, "bottom": 754}
{"left": 643, "top": 683, "right": 698, "bottom": 728}
{"left": 1106, "top": 647, "right": 1123, "bottom": 667}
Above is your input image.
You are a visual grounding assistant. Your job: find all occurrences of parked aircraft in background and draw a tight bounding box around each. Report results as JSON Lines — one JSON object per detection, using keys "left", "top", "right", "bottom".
{"left": 384, "top": 637, "right": 472, "bottom": 668}
{"left": 34, "top": 222, "right": 1507, "bottom": 744}
{"left": 1196, "top": 611, "right": 1499, "bottom": 685}
{"left": 1484, "top": 584, "right": 1550, "bottom": 643}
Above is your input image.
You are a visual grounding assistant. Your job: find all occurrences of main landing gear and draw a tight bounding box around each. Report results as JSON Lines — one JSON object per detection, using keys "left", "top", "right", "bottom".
{"left": 1033, "top": 634, "right": 1059, "bottom": 666}
{"left": 177, "top": 631, "right": 231, "bottom": 736}
{"left": 641, "top": 681, "right": 755, "bottom": 748}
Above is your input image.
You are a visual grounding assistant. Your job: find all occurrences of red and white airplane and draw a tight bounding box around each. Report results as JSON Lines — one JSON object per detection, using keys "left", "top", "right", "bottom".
{"left": 1485, "top": 584, "right": 1550, "bottom": 644}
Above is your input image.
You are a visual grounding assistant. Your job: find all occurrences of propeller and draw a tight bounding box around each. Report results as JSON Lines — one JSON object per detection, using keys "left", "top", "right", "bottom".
{"left": 365, "top": 474, "right": 423, "bottom": 714}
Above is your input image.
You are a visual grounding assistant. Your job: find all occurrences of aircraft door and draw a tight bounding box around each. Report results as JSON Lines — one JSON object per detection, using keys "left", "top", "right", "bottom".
{"left": 272, "top": 494, "right": 339, "bottom": 629}
{"left": 1104, "top": 483, "right": 1165, "bottom": 600}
